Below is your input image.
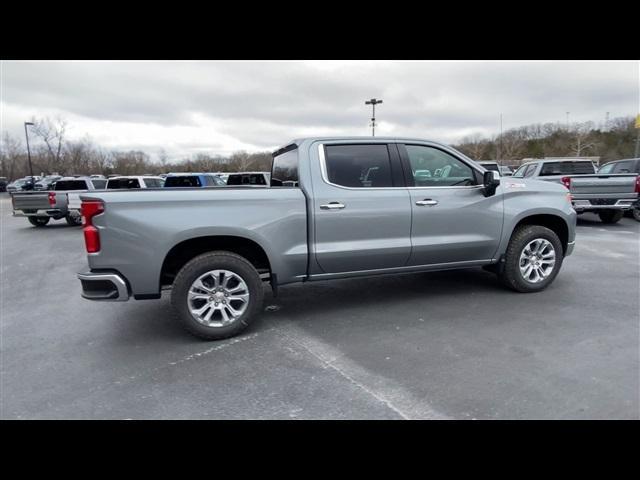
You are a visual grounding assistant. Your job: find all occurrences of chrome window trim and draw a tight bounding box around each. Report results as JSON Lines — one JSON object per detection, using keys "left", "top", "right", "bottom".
{"left": 318, "top": 143, "right": 483, "bottom": 191}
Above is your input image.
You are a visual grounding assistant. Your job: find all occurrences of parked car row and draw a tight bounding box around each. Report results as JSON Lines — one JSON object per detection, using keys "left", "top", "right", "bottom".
{"left": 9, "top": 171, "right": 273, "bottom": 227}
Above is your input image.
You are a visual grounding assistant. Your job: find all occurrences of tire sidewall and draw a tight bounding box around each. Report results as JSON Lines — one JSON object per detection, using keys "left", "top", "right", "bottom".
{"left": 171, "top": 252, "right": 264, "bottom": 340}
{"left": 503, "top": 226, "right": 564, "bottom": 292}
{"left": 29, "top": 216, "right": 50, "bottom": 227}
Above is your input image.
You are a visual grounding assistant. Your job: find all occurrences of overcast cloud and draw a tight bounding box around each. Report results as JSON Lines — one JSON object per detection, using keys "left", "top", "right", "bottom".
{"left": 1, "top": 60, "right": 638, "bottom": 160}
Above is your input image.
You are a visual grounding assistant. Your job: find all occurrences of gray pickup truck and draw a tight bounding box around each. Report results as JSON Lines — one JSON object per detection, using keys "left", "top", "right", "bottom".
{"left": 12, "top": 176, "right": 107, "bottom": 226}
{"left": 512, "top": 159, "right": 638, "bottom": 224}
{"left": 78, "top": 137, "right": 576, "bottom": 340}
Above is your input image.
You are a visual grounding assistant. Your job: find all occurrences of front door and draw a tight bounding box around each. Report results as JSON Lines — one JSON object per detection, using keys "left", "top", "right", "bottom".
{"left": 313, "top": 143, "right": 412, "bottom": 273}
{"left": 399, "top": 143, "right": 504, "bottom": 266}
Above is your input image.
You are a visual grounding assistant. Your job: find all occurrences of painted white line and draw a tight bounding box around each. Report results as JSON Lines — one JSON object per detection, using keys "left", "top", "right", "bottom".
{"left": 279, "top": 323, "right": 450, "bottom": 420}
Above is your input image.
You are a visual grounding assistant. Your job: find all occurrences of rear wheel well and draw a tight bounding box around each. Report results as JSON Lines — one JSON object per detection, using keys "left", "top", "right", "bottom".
{"left": 160, "top": 236, "right": 271, "bottom": 287}
{"left": 513, "top": 214, "right": 569, "bottom": 254}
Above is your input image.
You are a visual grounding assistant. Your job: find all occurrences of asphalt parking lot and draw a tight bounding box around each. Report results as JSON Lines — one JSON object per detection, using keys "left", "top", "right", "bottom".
{"left": 1, "top": 193, "right": 638, "bottom": 419}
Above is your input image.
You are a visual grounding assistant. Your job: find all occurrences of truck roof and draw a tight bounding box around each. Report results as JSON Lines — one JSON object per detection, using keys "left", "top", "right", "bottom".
{"left": 274, "top": 137, "right": 454, "bottom": 156}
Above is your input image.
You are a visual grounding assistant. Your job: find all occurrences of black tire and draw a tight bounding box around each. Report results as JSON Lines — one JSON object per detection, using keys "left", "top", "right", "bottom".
{"left": 632, "top": 207, "right": 640, "bottom": 223}
{"left": 65, "top": 214, "right": 82, "bottom": 226}
{"left": 598, "top": 210, "right": 623, "bottom": 224}
{"left": 171, "top": 251, "right": 265, "bottom": 340}
{"left": 497, "top": 225, "right": 564, "bottom": 293}
{"left": 28, "top": 216, "right": 50, "bottom": 227}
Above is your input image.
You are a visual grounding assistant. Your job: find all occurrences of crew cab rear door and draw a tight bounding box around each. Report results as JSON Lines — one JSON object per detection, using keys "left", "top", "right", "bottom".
{"left": 312, "top": 142, "right": 412, "bottom": 273}
{"left": 398, "top": 143, "right": 503, "bottom": 266}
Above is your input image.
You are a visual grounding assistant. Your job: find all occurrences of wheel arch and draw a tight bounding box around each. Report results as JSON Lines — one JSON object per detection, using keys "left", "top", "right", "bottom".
{"left": 511, "top": 214, "right": 570, "bottom": 254}
{"left": 160, "top": 235, "right": 272, "bottom": 288}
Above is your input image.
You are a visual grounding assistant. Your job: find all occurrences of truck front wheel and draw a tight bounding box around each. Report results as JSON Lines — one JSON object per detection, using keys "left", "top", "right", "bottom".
{"left": 598, "top": 210, "right": 623, "bottom": 224}
{"left": 28, "top": 217, "right": 50, "bottom": 227}
{"left": 171, "top": 251, "right": 265, "bottom": 340}
{"left": 498, "top": 225, "right": 564, "bottom": 293}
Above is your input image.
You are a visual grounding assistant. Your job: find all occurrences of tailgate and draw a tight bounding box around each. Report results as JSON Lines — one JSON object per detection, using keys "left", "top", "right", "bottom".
{"left": 569, "top": 174, "right": 637, "bottom": 195}
{"left": 12, "top": 192, "right": 50, "bottom": 211}
{"left": 67, "top": 192, "right": 83, "bottom": 209}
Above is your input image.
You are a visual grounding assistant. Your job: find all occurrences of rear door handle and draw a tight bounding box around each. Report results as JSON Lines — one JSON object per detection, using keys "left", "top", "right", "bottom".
{"left": 416, "top": 199, "right": 438, "bottom": 206}
{"left": 320, "top": 202, "right": 345, "bottom": 210}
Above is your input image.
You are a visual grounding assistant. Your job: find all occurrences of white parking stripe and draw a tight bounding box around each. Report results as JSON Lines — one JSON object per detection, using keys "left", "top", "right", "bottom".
{"left": 279, "top": 322, "right": 450, "bottom": 420}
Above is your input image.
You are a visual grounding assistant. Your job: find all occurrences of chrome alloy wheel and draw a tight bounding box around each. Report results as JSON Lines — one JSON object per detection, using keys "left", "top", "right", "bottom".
{"left": 518, "top": 238, "right": 556, "bottom": 283}
{"left": 187, "top": 269, "right": 250, "bottom": 327}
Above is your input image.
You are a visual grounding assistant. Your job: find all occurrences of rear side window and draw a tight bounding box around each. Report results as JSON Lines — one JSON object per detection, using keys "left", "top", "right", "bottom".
{"left": 164, "top": 176, "right": 202, "bottom": 187}
{"left": 107, "top": 178, "right": 140, "bottom": 189}
{"left": 271, "top": 147, "right": 299, "bottom": 187}
{"left": 540, "top": 162, "right": 595, "bottom": 176}
{"left": 612, "top": 161, "right": 634, "bottom": 173}
{"left": 54, "top": 180, "right": 88, "bottom": 190}
{"left": 324, "top": 144, "right": 392, "bottom": 188}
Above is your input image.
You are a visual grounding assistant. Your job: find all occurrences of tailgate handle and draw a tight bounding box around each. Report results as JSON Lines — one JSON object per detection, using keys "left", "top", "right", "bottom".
{"left": 320, "top": 202, "right": 345, "bottom": 210}
{"left": 416, "top": 199, "right": 438, "bottom": 206}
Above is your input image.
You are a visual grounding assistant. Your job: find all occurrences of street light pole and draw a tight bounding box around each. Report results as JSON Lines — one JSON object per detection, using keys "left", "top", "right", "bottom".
{"left": 365, "top": 98, "right": 383, "bottom": 136}
{"left": 24, "top": 122, "right": 35, "bottom": 185}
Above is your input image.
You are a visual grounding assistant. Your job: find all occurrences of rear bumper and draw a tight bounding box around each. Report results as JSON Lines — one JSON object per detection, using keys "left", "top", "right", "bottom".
{"left": 571, "top": 198, "right": 636, "bottom": 212}
{"left": 77, "top": 271, "right": 130, "bottom": 301}
{"left": 13, "top": 209, "right": 66, "bottom": 217}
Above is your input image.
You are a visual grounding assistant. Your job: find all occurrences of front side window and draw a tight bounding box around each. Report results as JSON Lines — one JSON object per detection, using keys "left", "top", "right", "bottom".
{"left": 405, "top": 145, "right": 476, "bottom": 187}
{"left": 324, "top": 144, "right": 393, "bottom": 188}
{"left": 524, "top": 164, "right": 538, "bottom": 177}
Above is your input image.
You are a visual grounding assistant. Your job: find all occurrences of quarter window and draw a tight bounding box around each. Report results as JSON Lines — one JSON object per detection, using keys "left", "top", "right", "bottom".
{"left": 324, "top": 144, "right": 393, "bottom": 188}
{"left": 404, "top": 145, "right": 476, "bottom": 187}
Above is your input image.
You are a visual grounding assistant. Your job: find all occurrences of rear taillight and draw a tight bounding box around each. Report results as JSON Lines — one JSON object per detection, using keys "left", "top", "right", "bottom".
{"left": 81, "top": 200, "right": 104, "bottom": 253}
{"left": 48, "top": 192, "right": 56, "bottom": 207}
{"left": 561, "top": 176, "right": 571, "bottom": 190}
{"left": 635, "top": 175, "right": 640, "bottom": 194}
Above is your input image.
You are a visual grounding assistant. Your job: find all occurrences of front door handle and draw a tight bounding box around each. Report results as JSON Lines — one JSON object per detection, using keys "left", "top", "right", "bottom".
{"left": 320, "top": 202, "right": 345, "bottom": 210}
{"left": 416, "top": 199, "right": 438, "bottom": 206}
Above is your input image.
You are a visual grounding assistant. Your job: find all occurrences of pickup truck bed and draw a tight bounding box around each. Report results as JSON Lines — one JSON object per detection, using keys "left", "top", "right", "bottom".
{"left": 77, "top": 136, "right": 577, "bottom": 341}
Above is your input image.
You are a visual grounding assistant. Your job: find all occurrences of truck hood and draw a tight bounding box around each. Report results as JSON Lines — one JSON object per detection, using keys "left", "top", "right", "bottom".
{"left": 501, "top": 177, "right": 567, "bottom": 194}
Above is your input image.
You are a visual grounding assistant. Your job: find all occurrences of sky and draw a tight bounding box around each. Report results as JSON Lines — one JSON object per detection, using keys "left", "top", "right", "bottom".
{"left": 1, "top": 60, "right": 638, "bottom": 161}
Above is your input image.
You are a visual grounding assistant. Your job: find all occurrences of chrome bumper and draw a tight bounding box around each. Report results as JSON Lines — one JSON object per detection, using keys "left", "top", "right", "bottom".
{"left": 13, "top": 209, "right": 65, "bottom": 217}
{"left": 77, "top": 271, "right": 130, "bottom": 302}
{"left": 571, "top": 199, "right": 636, "bottom": 211}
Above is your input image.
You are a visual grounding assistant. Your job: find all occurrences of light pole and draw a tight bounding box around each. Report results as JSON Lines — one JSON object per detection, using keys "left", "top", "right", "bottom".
{"left": 566, "top": 112, "right": 570, "bottom": 130}
{"left": 365, "top": 98, "right": 383, "bottom": 136}
{"left": 24, "top": 121, "right": 35, "bottom": 188}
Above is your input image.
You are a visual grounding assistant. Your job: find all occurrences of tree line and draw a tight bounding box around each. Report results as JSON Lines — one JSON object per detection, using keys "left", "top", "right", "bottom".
{"left": 455, "top": 116, "right": 637, "bottom": 165}
{"left": 1, "top": 115, "right": 637, "bottom": 180}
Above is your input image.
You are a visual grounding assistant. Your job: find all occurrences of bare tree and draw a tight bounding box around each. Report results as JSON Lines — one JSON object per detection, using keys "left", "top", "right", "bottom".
{"left": 30, "top": 116, "right": 68, "bottom": 173}
{"left": 568, "top": 122, "right": 597, "bottom": 157}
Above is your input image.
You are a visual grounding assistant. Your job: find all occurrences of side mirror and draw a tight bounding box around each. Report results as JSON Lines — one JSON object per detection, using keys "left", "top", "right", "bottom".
{"left": 483, "top": 170, "right": 500, "bottom": 197}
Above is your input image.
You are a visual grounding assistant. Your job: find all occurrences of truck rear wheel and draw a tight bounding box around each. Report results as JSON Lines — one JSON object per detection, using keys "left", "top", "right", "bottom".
{"left": 632, "top": 207, "right": 640, "bottom": 223}
{"left": 28, "top": 217, "right": 50, "bottom": 227}
{"left": 498, "top": 225, "right": 564, "bottom": 293}
{"left": 65, "top": 214, "right": 82, "bottom": 226}
{"left": 598, "top": 210, "right": 623, "bottom": 224}
{"left": 171, "top": 251, "right": 265, "bottom": 340}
